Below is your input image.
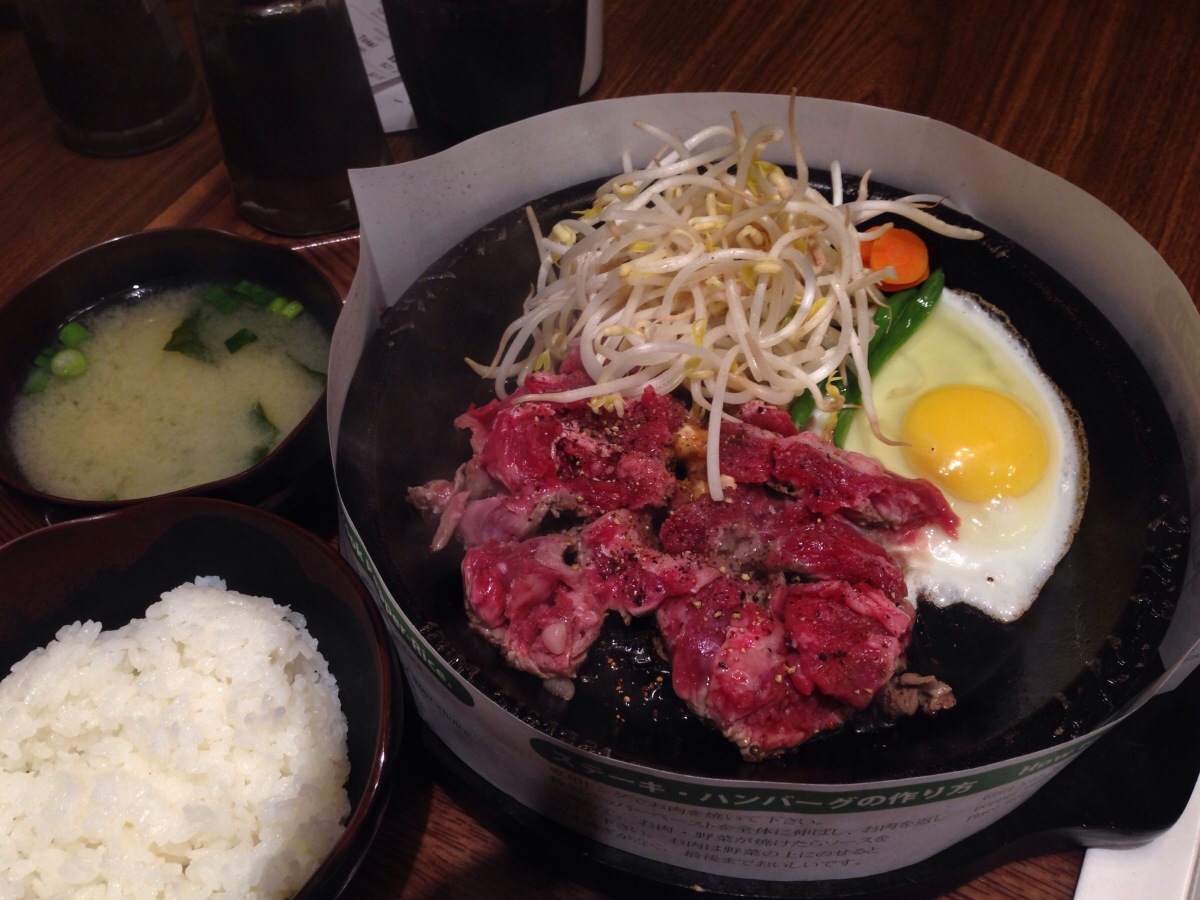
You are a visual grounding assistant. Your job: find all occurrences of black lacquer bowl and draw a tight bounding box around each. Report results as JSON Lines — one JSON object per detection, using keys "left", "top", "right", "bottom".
{"left": 336, "top": 173, "right": 1192, "bottom": 893}
{"left": 0, "top": 227, "right": 341, "bottom": 516}
{"left": 0, "top": 498, "right": 400, "bottom": 898}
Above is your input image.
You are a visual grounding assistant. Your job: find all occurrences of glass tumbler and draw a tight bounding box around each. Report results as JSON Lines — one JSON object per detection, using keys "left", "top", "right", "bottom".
{"left": 193, "top": 0, "right": 393, "bottom": 236}
{"left": 15, "top": 0, "right": 207, "bottom": 157}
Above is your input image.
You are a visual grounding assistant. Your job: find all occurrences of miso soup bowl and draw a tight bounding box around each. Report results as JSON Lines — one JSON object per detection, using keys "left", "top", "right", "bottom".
{"left": 0, "top": 227, "right": 341, "bottom": 515}
{"left": 0, "top": 497, "right": 400, "bottom": 898}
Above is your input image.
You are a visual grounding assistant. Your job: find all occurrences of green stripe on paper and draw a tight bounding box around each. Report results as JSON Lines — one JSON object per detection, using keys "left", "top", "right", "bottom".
{"left": 339, "top": 502, "right": 474, "bottom": 707}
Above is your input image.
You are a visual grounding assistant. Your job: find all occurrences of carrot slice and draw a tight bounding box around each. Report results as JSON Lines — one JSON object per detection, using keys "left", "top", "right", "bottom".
{"left": 868, "top": 228, "right": 930, "bottom": 291}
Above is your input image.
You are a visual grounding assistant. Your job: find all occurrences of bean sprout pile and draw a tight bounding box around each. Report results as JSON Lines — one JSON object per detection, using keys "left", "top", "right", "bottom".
{"left": 468, "top": 109, "right": 983, "bottom": 499}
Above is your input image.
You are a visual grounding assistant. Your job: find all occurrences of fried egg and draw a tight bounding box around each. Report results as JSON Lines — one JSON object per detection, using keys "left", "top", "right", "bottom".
{"left": 842, "top": 288, "right": 1087, "bottom": 622}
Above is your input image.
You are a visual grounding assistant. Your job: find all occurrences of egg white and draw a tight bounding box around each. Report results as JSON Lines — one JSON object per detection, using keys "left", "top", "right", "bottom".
{"left": 842, "top": 288, "right": 1087, "bottom": 622}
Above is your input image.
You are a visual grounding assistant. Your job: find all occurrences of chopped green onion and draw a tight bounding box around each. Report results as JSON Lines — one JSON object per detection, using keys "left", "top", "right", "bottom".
{"left": 25, "top": 332, "right": 89, "bottom": 392}
{"left": 204, "top": 285, "right": 241, "bottom": 314}
{"left": 23, "top": 367, "right": 52, "bottom": 394}
{"left": 163, "top": 310, "right": 211, "bottom": 362}
{"left": 58, "top": 320, "right": 90, "bottom": 348}
{"left": 233, "top": 280, "right": 278, "bottom": 307}
{"left": 222, "top": 279, "right": 303, "bottom": 319}
{"left": 49, "top": 348, "right": 87, "bottom": 377}
{"left": 278, "top": 300, "right": 304, "bottom": 320}
{"left": 224, "top": 328, "right": 258, "bottom": 354}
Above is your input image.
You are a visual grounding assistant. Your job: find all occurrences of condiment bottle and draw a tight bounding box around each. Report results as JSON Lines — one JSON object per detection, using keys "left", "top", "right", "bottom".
{"left": 192, "top": 0, "right": 393, "bottom": 236}
{"left": 14, "top": 0, "right": 207, "bottom": 157}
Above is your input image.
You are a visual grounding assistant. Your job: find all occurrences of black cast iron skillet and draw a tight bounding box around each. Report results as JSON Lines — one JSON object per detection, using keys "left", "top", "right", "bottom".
{"left": 337, "top": 172, "right": 1190, "bottom": 788}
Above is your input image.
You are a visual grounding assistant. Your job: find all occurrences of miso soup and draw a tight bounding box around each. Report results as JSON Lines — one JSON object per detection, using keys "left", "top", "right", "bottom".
{"left": 9, "top": 283, "right": 329, "bottom": 501}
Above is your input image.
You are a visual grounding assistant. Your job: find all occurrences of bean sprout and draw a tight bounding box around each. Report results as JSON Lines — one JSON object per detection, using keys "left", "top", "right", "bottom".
{"left": 467, "top": 108, "right": 983, "bottom": 500}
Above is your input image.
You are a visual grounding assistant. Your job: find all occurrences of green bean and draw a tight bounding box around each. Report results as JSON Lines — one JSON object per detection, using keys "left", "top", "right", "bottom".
{"left": 787, "top": 270, "right": 945, "bottom": 440}
{"left": 830, "top": 268, "right": 945, "bottom": 446}
{"left": 787, "top": 387, "right": 815, "bottom": 430}
{"left": 788, "top": 281, "right": 922, "bottom": 430}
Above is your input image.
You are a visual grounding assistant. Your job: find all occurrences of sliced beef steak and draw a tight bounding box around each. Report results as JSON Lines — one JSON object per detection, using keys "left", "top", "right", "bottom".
{"left": 659, "top": 485, "right": 908, "bottom": 602}
{"left": 465, "top": 385, "right": 686, "bottom": 526}
{"left": 772, "top": 431, "right": 959, "bottom": 537}
{"left": 657, "top": 579, "right": 852, "bottom": 760}
{"left": 461, "top": 535, "right": 605, "bottom": 683}
{"left": 415, "top": 378, "right": 959, "bottom": 759}
{"left": 771, "top": 579, "right": 914, "bottom": 710}
{"left": 578, "top": 509, "right": 721, "bottom": 616}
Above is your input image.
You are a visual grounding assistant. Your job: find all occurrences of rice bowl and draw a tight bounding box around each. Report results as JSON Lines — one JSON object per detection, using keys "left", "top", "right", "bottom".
{"left": 0, "top": 498, "right": 400, "bottom": 900}
{"left": 0, "top": 577, "right": 350, "bottom": 898}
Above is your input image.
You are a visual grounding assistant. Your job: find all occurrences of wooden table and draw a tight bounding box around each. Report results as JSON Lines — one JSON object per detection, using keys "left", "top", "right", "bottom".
{"left": 2, "top": 1, "right": 1198, "bottom": 897}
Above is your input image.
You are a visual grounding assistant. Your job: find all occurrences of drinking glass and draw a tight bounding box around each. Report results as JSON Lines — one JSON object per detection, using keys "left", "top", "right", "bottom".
{"left": 381, "top": 0, "right": 592, "bottom": 151}
{"left": 15, "top": 0, "right": 207, "bottom": 157}
{"left": 193, "top": 0, "right": 393, "bottom": 236}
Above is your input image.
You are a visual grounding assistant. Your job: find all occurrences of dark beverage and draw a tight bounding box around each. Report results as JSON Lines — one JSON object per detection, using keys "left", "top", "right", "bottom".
{"left": 380, "top": 0, "right": 588, "bottom": 151}
{"left": 16, "top": 0, "right": 206, "bottom": 157}
{"left": 194, "top": 0, "right": 392, "bottom": 236}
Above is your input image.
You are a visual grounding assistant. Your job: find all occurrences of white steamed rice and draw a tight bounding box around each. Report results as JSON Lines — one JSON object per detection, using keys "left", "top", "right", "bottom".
{"left": 0, "top": 577, "right": 351, "bottom": 900}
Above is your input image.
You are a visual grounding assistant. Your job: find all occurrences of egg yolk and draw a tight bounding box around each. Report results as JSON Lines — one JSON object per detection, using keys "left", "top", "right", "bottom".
{"left": 901, "top": 385, "right": 1050, "bottom": 503}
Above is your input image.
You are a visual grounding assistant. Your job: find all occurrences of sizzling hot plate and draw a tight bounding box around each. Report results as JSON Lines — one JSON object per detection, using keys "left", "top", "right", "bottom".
{"left": 337, "top": 172, "right": 1190, "bottom": 783}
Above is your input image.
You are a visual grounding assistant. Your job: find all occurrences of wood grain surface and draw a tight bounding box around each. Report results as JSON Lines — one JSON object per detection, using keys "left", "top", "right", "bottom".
{"left": 1, "top": 1, "right": 1197, "bottom": 897}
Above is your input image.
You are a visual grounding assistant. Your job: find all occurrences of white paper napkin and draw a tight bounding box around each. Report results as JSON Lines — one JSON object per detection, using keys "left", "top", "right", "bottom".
{"left": 1075, "top": 774, "right": 1200, "bottom": 900}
